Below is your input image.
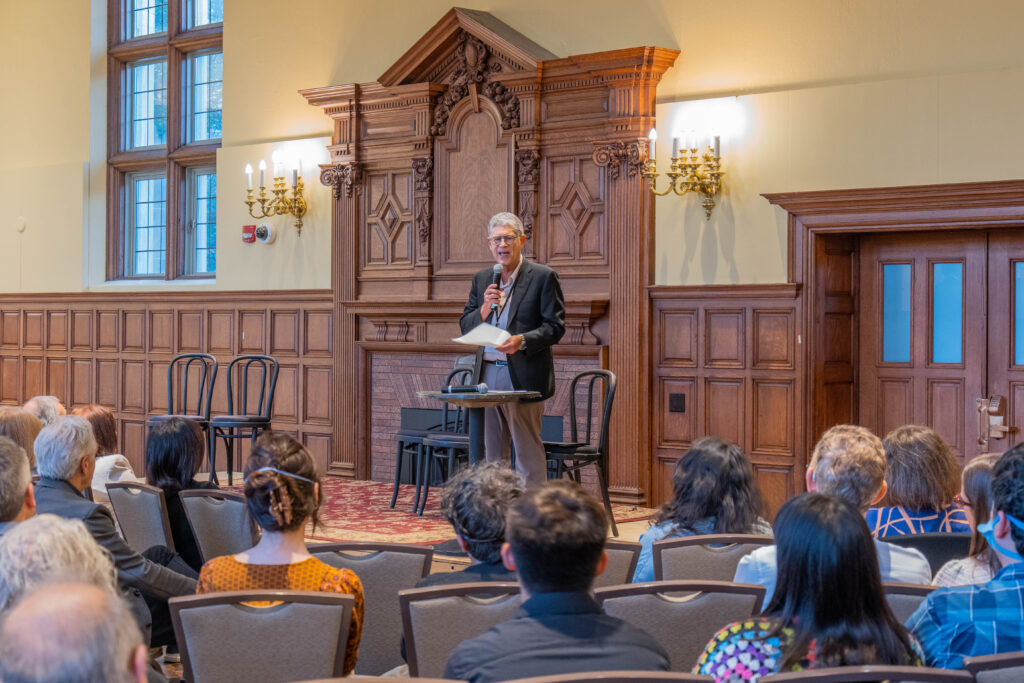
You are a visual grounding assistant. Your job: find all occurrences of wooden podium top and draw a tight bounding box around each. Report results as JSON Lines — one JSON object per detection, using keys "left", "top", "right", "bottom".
{"left": 417, "top": 390, "right": 541, "bottom": 408}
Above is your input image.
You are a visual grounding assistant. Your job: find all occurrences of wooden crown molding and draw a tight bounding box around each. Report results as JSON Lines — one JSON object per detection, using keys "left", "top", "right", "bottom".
{"left": 649, "top": 283, "right": 801, "bottom": 300}
{"left": 764, "top": 179, "right": 1024, "bottom": 216}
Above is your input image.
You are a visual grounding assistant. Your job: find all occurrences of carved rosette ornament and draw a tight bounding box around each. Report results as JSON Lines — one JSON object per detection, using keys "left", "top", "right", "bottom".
{"left": 592, "top": 140, "right": 649, "bottom": 180}
{"left": 320, "top": 163, "right": 364, "bottom": 199}
{"left": 430, "top": 31, "right": 519, "bottom": 136}
{"left": 515, "top": 149, "right": 541, "bottom": 239}
{"left": 412, "top": 156, "right": 434, "bottom": 245}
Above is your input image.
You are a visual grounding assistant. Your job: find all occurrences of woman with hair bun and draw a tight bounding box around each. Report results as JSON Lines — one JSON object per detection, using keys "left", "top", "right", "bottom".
{"left": 196, "top": 431, "right": 364, "bottom": 675}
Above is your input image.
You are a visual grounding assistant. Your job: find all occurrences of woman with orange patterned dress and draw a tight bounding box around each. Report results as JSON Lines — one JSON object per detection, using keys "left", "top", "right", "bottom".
{"left": 196, "top": 431, "right": 364, "bottom": 675}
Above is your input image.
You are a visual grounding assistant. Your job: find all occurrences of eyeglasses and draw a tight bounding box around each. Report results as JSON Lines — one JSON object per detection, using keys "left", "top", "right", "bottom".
{"left": 954, "top": 493, "right": 973, "bottom": 508}
{"left": 488, "top": 235, "right": 518, "bottom": 245}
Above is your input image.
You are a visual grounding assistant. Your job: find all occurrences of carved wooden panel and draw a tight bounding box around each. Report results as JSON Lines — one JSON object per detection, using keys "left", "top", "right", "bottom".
{"left": 751, "top": 466, "right": 794, "bottom": 520}
{"left": 1, "top": 358, "right": 19, "bottom": 403}
{"left": 928, "top": 379, "right": 964, "bottom": 455}
{"left": 705, "top": 310, "right": 745, "bottom": 368}
{"left": 271, "top": 364, "right": 298, "bottom": 423}
{"left": 121, "top": 361, "right": 146, "bottom": 413}
{"left": 122, "top": 311, "right": 145, "bottom": 352}
{"left": 658, "top": 377, "right": 696, "bottom": 446}
{"left": 303, "top": 310, "right": 332, "bottom": 357}
{"left": 752, "top": 379, "right": 794, "bottom": 455}
{"left": 121, "top": 420, "right": 146, "bottom": 474}
{"left": 363, "top": 171, "right": 414, "bottom": 267}
{"left": 70, "top": 358, "right": 92, "bottom": 407}
{"left": 705, "top": 378, "right": 744, "bottom": 445}
{"left": 239, "top": 310, "right": 266, "bottom": 353}
{"left": 208, "top": 310, "right": 234, "bottom": 355}
{"left": 1, "top": 311, "right": 19, "bottom": 348}
{"left": 270, "top": 310, "right": 299, "bottom": 356}
{"left": 149, "top": 311, "right": 173, "bottom": 353}
{"left": 302, "top": 366, "right": 332, "bottom": 425}
{"left": 148, "top": 361, "right": 168, "bottom": 413}
{"left": 22, "top": 357, "right": 43, "bottom": 398}
{"left": 71, "top": 311, "right": 92, "bottom": 351}
{"left": 46, "top": 311, "right": 68, "bottom": 350}
{"left": 302, "top": 432, "right": 333, "bottom": 475}
{"left": 878, "top": 378, "right": 913, "bottom": 437}
{"left": 46, "top": 358, "right": 67, "bottom": 400}
{"left": 97, "top": 311, "right": 119, "bottom": 351}
{"left": 96, "top": 359, "right": 118, "bottom": 408}
{"left": 177, "top": 310, "right": 203, "bottom": 353}
{"left": 753, "top": 310, "right": 794, "bottom": 370}
{"left": 546, "top": 155, "right": 606, "bottom": 266}
{"left": 658, "top": 310, "right": 697, "bottom": 367}
{"left": 23, "top": 312, "right": 43, "bottom": 349}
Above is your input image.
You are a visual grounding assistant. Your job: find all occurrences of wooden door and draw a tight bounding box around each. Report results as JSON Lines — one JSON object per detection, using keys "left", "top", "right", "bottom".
{"left": 986, "top": 230, "right": 1024, "bottom": 453}
{"left": 859, "top": 232, "right": 987, "bottom": 459}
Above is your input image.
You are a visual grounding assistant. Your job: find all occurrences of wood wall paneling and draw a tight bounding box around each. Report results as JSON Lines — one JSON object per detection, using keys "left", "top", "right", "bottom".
{"left": 46, "top": 311, "right": 68, "bottom": 350}
{"left": 1, "top": 311, "right": 19, "bottom": 348}
{"left": 71, "top": 310, "right": 93, "bottom": 351}
{"left": 0, "top": 358, "right": 18, "bottom": 403}
{"left": 177, "top": 310, "right": 203, "bottom": 353}
{"left": 97, "top": 310, "right": 119, "bottom": 351}
{"left": 23, "top": 312, "right": 43, "bottom": 349}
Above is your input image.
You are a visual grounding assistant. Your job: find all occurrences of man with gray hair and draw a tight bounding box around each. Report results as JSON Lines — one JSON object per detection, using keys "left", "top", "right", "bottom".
{"left": 460, "top": 212, "right": 565, "bottom": 485}
{"left": 23, "top": 395, "right": 66, "bottom": 426}
{"left": 733, "top": 424, "right": 931, "bottom": 601}
{"left": 0, "top": 436, "right": 35, "bottom": 539}
{"left": 32, "top": 416, "right": 195, "bottom": 652}
{"left": 0, "top": 582, "right": 149, "bottom": 683}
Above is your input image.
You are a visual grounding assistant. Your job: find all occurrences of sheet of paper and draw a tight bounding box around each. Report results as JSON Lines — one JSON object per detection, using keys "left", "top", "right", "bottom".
{"left": 453, "top": 323, "right": 511, "bottom": 347}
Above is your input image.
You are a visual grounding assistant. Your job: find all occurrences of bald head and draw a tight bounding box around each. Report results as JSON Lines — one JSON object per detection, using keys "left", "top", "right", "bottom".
{"left": 0, "top": 583, "right": 146, "bottom": 683}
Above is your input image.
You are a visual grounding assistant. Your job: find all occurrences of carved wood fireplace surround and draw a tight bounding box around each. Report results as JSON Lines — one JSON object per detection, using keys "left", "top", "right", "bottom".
{"left": 302, "top": 8, "right": 678, "bottom": 503}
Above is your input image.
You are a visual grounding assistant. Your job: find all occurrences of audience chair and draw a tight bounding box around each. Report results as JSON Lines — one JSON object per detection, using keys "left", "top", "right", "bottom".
{"left": 759, "top": 665, "right": 973, "bottom": 682}
{"left": 400, "top": 582, "right": 521, "bottom": 678}
{"left": 881, "top": 533, "right": 972, "bottom": 574}
{"left": 653, "top": 534, "right": 775, "bottom": 582}
{"left": 308, "top": 541, "right": 433, "bottom": 676}
{"left": 169, "top": 590, "right": 354, "bottom": 683}
{"left": 509, "top": 674, "right": 713, "bottom": 683}
{"left": 208, "top": 354, "right": 279, "bottom": 485}
{"left": 964, "top": 650, "right": 1024, "bottom": 683}
{"left": 145, "top": 352, "right": 218, "bottom": 444}
{"left": 181, "top": 489, "right": 259, "bottom": 563}
{"left": 543, "top": 369, "right": 618, "bottom": 535}
{"left": 882, "top": 582, "right": 936, "bottom": 624}
{"left": 595, "top": 580, "right": 765, "bottom": 672}
{"left": 593, "top": 539, "right": 642, "bottom": 588}
{"left": 106, "top": 482, "right": 175, "bottom": 554}
{"left": 391, "top": 368, "right": 472, "bottom": 515}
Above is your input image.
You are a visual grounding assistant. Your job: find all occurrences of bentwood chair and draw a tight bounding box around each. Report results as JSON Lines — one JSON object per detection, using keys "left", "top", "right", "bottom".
{"left": 146, "top": 353, "right": 218, "bottom": 441}
{"left": 208, "top": 354, "right": 279, "bottom": 485}
{"left": 308, "top": 542, "right": 433, "bottom": 675}
{"left": 106, "top": 482, "right": 175, "bottom": 554}
{"left": 652, "top": 534, "right": 775, "bottom": 582}
{"left": 170, "top": 590, "right": 355, "bottom": 683}
{"left": 543, "top": 369, "right": 618, "bottom": 535}
{"left": 595, "top": 580, "right": 765, "bottom": 672}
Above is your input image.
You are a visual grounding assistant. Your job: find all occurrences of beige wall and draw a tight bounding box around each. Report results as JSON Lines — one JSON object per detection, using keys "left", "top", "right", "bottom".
{"left": 4, "top": 0, "right": 1024, "bottom": 292}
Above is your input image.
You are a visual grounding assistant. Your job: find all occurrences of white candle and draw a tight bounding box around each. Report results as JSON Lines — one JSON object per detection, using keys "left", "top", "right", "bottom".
{"left": 245, "top": 164, "right": 253, "bottom": 190}
{"left": 258, "top": 160, "right": 266, "bottom": 188}
{"left": 671, "top": 136, "right": 679, "bottom": 158}
{"left": 714, "top": 135, "right": 721, "bottom": 158}
{"left": 292, "top": 167, "right": 298, "bottom": 186}
{"left": 647, "top": 128, "right": 657, "bottom": 161}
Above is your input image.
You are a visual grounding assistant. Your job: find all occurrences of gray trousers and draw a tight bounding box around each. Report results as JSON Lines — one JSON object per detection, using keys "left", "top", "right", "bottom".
{"left": 481, "top": 362, "right": 547, "bottom": 486}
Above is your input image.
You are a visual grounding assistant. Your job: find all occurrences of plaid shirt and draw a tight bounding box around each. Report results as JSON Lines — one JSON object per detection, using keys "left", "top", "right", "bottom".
{"left": 907, "top": 561, "right": 1024, "bottom": 669}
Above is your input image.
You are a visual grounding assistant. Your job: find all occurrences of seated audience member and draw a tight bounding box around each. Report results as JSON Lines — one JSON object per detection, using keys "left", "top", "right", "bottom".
{"left": 418, "top": 462, "right": 524, "bottom": 587}
{"left": 72, "top": 403, "right": 139, "bottom": 504}
{"left": 735, "top": 425, "right": 931, "bottom": 601}
{"left": 23, "top": 395, "right": 66, "bottom": 427}
{"left": 444, "top": 480, "right": 670, "bottom": 683}
{"left": 0, "top": 406, "right": 43, "bottom": 472}
{"left": 0, "top": 582, "right": 149, "bottom": 683}
{"left": 908, "top": 445, "right": 1024, "bottom": 668}
{"left": 32, "top": 416, "right": 196, "bottom": 653}
{"left": 697, "top": 493, "right": 922, "bottom": 682}
{"left": 866, "top": 425, "right": 969, "bottom": 537}
{"left": 146, "top": 417, "right": 218, "bottom": 572}
{"left": 197, "top": 431, "right": 364, "bottom": 676}
{"left": 633, "top": 436, "right": 771, "bottom": 582}
{"left": 0, "top": 436, "right": 35, "bottom": 539}
{"left": 932, "top": 453, "right": 1001, "bottom": 587}
{"left": 0, "top": 514, "right": 118, "bottom": 612}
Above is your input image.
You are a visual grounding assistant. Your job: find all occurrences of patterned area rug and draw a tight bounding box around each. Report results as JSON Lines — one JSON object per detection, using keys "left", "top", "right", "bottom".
{"left": 295, "top": 478, "right": 656, "bottom": 545}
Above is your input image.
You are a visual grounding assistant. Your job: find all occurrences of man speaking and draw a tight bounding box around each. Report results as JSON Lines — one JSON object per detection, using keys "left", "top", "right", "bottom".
{"left": 460, "top": 212, "right": 565, "bottom": 486}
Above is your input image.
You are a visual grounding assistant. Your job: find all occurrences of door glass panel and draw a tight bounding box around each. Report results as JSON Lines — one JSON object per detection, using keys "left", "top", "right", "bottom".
{"left": 883, "top": 263, "right": 912, "bottom": 362}
{"left": 932, "top": 262, "right": 963, "bottom": 363}
{"left": 1016, "top": 262, "right": 1024, "bottom": 366}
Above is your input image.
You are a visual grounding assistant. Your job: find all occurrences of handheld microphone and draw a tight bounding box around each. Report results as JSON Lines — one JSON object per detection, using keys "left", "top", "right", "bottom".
{"left": 441, "top": 383, "right": 488, "bottom": 394}
{"left": 490, "top": 264, "right": 502, "bottom": 311}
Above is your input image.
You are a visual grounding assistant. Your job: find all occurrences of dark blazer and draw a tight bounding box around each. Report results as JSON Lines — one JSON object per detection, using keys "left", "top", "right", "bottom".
{"left": 460, "top": 260, "right": 566, "bottom": 400}
{"left": 34, "top": 477, "right": 197, "bottom": 599}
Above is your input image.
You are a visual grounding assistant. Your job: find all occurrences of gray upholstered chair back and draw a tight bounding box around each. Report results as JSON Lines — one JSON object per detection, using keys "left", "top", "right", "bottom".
{"left": 400, "top": 582, "right": 521, "bottom": 678}
{"left": 964, "top": 650, "right": 1024, "bottom": 683}
{"left": 653, "top": 534, "right": 775, "bottom": 581}
{"left": 180, "top": 489, "right": 258, "bottom": 562}
{"left": 882, "top": 582, "right": 936, "bottom": 624}
{"left": 759, "top": 665, "right": 973, "bottom": 682}
{"left": 593, "top": 539, "right": 641, "bottom": 588}
{"left": 106, "top": 482, "right": 175, "bottom": 553}
{"left": 595, "top": 580, "right": 764, "bottom": 672}
{"left": 308, "top": 542, "right": 433, "bottom": 675}
{"left": 169, "top": 590, "right": 354, "bottom": 683}
{"left": 505, "top": 673, "right": 714, "bottom": 683}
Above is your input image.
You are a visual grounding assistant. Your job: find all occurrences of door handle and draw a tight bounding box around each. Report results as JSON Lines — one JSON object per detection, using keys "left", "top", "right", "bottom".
{"left": 977, "top": 395, "right": 1013, "bottom": 446}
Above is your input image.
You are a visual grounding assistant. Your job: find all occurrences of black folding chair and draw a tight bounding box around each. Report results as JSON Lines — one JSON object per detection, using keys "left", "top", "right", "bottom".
{"left": 208, "top": 355, "right": 279, "bottom": 485}
{"left": 544, "top": 369, "right": 618, "bottom": 535}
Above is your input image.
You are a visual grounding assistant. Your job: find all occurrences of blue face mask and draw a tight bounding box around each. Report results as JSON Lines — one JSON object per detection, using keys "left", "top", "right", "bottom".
{"left": 977, "top": 512, "right": 1024, "bottom": 562}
